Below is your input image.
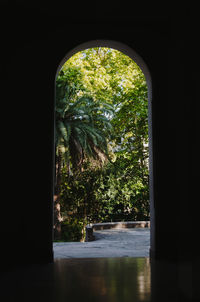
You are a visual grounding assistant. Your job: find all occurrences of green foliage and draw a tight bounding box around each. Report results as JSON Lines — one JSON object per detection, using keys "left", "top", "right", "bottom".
{"left": 60, "top": 160, "right": 149, "bottom": 233}
{"left": 55, "top": 47, "right": 149, "bottom": 241}
{"left": 55, "top": 90, "right": 113, "bottom": 171}
{"left": 61, "top": 218, "right": 85, "bottom": 242}
{"left": 94, "top": 161, "right": 149, "bottom": 222}
{"left": 60, "top": 167, "right": 104, "bottom": 224}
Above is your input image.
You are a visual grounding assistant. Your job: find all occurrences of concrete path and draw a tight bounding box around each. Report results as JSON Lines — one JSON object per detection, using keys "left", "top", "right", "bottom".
{"left": 53, "top": 228, "right": 150, "bottom": 258}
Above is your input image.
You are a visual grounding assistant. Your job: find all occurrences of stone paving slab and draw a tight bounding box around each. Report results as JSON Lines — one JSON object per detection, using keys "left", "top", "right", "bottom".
{"left": 53, "top": 228, "right": 150, "bottom": 258}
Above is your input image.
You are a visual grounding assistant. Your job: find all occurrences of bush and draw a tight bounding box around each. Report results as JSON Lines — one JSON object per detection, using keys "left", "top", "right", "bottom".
{"left": 61, "top": 218, "right": 85, "bottom": 242}
{"left": 59, "top": 160, "right": 150, "bottom": 241}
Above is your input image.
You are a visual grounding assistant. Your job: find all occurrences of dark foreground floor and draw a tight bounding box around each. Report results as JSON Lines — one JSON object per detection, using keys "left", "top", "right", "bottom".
{"left": 0, "top": 257, "right": 192, "bottom": 302}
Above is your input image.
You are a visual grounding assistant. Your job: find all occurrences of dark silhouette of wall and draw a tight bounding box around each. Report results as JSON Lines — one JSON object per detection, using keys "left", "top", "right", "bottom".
{"left": 0, "top": 2, "right": 196, "bottom": 268}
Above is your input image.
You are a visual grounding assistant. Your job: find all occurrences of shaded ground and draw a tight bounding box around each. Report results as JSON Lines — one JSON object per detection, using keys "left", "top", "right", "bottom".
{"left": 53, "top": 228, "right": 150, "bottom": 258}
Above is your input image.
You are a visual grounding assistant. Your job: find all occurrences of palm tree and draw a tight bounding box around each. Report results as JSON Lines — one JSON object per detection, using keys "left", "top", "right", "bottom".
{"left": 54, "top": 88, "right": 114, "bottom": 239}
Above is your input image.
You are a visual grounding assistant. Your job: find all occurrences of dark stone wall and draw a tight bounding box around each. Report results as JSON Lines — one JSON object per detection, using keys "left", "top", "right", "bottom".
{"left": 0, "top": 2, "right": 196, "bottom": 267}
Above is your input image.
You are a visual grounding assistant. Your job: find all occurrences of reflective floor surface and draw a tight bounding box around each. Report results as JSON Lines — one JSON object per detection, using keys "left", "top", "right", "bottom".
{"left": 0, "top": 257, "right": 192, "bottom": 302}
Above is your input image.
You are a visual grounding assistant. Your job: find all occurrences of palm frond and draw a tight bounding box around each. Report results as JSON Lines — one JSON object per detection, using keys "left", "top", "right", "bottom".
{"left": 57, "top": 120, "right": 69, "bottom": 144}
{"left": 56, "top": 92, "right": 113, "bottom": 170}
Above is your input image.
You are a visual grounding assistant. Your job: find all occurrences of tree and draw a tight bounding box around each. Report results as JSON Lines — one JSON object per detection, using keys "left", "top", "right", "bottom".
{"left": 54, "top": 76, "right": 113, "bottom": 239}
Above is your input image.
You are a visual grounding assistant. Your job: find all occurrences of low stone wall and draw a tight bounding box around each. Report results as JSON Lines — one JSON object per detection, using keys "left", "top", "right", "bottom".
{"left": 85, "top": 221, "right": 150, "bottom": 242}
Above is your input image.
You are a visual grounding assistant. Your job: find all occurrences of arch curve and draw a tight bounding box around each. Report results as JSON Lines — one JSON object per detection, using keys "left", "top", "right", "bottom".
{"left": 56, "top": 40, "right": 152, "bottom": 95}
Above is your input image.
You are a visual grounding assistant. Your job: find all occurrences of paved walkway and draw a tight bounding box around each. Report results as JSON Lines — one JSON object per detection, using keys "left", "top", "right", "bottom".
{"left": 53, "top": 228, "right": 150, "bottom": 258}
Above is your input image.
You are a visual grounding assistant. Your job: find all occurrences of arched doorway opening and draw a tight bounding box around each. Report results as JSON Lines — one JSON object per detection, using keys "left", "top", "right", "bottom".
{"left": 53, "top": 40, "right": 154, "bottom": 257}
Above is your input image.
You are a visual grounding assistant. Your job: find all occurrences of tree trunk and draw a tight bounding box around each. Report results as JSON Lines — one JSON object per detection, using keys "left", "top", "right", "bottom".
{"left": 54, "top": 146, "right": 63, "bottom": 240}
{"left": 54, "top": 194, "right": 63, "bottom": 240}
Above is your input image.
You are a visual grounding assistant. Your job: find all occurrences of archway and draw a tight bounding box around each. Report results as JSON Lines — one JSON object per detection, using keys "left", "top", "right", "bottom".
{"left": 54, "top": 40, "right": 154, "bottom": 257}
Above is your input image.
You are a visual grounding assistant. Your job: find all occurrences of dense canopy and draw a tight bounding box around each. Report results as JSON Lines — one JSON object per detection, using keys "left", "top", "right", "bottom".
{"left": 54, "top": 47, "right": 149, "bottom": 241}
